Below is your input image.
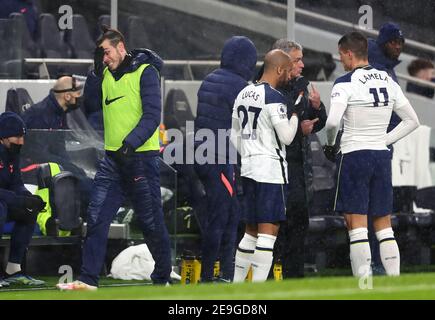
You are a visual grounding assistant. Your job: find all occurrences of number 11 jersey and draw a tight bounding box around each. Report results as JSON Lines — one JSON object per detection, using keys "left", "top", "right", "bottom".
{"left": 330, "top": 65, "right": 410, "bottom": 154}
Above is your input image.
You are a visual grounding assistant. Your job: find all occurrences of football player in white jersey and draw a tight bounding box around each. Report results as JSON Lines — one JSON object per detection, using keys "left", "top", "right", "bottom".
{"left": 324, "top": 31, "right": 419, "bottom": 277}
{"left": 231, "top": 49, "right": 299, "bottom": 282}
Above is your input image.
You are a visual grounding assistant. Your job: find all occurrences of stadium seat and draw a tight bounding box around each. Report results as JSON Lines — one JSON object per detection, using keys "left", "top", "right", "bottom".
{"left": 9, "top": 13, "right": 40, "bottom": 58}
{"left": 126, "top": 16, "right": 152, "bottom": 50}
{"left": 8, "top": 13, "right": 41, "bottom": 78}
{"left": 310, "top": 134, "right": 336, "bottom": 216}
{"left": 38, "top": 13, "right": 72, "bottom": 77}
{"left": 64, "top": 14, "right": 94, "bottom": 59}
{"left": 5, "top": 87, "right": 34, "bottom": 115}
{"left": 307, "top": 215, "right": 348, "bottom": 270}
{"left": 37, "top": 163, "right": 82, "bottom": 236}
{"left": 63, "top": 14, "right": 94, "bottom": 75}
{"left": 393, "top": 186, "right": 417, "bottom": 213}
{"left": 38, "top": 13, "right": 71, "bottom": 58}
{"left": 163, "top": 89, "right": 195, "bottom": 135}
{"left": 415, "top": 187, "right": 435, "bottom": 211}
{"left": 299, "top": 48, "right": 336, "bottom": 81}
{"left": 306, "top": 135, "right": 348, "bottom": 269}
{"left": 0, "top": 18, "right": 22, "bottom": 78}
{"left": 96, "top": 14, "right": 128, "bottom": 41}
{"left": 97, "top": 14, "right": 110, "bottom": 35}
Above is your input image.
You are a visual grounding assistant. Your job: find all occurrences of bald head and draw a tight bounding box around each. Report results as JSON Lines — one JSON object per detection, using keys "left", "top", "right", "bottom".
{"left": 264, "top": 49, "right": 291, "bottom": 73}
{"left": 52, "top": 76, "right": 83, "bottom": 112}
{"left": 53, "top": 76, "right": 75, "bottom": 94}
{"left": 261, "top": 49, "right": 292, "bottom": 89}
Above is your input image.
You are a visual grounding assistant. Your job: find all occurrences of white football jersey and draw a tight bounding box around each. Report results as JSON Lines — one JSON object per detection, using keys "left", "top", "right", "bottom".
{"left": 330, "top": 65, "right": 410, "bottom": 154}
{"left": 232, "top": 82, "right": 289, "bottom": 184}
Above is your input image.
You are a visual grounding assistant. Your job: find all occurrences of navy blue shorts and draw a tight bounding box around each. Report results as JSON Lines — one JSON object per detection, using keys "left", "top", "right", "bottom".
{"left": 334, "top": 150, "right": 392, "bottom": 216}
{"left": 241, "top": 177, "right": 287, "bottom": 224}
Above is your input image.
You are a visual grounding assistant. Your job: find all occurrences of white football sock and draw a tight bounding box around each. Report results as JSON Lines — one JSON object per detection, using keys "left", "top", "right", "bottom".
{"left": 233, "top": 233, "right": 257, "bottom": 283}
{"left": 348, "top": 228, "right": 371, "bottom": 277}
{"left": 6, "top": 262, "right": 21, "bottom": 275}
{"left": 251, "top": 233, "right": 276, "bottom": 282}
{"left": 376, "top": 227, "right": 400, "bottom": 276}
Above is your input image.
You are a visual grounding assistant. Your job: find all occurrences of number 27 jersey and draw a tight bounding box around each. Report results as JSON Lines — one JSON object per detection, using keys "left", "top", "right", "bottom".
{"left": 232, "top": 82, "right": 289, "bottom": 184}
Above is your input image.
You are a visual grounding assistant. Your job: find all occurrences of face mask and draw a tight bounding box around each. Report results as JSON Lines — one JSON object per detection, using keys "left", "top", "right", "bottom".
{"left": 66, "top": 96, "right": 83, "bottom": 113}
{"left": 7, "top": 143, "right": 22, "bottom": 156}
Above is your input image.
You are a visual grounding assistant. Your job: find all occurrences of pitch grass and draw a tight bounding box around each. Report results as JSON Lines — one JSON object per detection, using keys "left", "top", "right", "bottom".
{"left": 1, "top": 273, "right": 435, "bottom": 300}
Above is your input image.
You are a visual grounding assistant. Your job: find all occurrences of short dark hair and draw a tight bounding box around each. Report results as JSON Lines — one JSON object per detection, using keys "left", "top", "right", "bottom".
{"left": 407, "top": 58, "right": 434, "bottom": 76}
{"left": 96, "top": 24, "right": 125, "bottom": 48}
{"left": 338, "top": 31, "right": 368, "bottom": 59}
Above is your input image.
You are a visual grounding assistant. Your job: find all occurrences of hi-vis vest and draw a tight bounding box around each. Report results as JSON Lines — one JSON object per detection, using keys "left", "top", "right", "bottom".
{"left": 102, "top": 63, "right": 160, "bottom": 152}
{"left": 36, "top": 163, "right": 70, "bottom": 237}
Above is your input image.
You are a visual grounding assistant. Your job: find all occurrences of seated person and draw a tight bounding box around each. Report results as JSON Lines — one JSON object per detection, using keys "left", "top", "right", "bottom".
{"left": 406, "top": 58, "right": 435, "bottom": 98}
{"left": 21, "top": 76, "right": 92, "bottom": 215}
{"left": 0, "top": 112, "right": 46, "bottom": 287}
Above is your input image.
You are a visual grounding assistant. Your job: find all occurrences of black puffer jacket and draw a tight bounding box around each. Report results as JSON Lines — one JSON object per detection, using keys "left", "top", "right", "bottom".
{"left": 281, "top": 77, "right": 327, "bottom": 204}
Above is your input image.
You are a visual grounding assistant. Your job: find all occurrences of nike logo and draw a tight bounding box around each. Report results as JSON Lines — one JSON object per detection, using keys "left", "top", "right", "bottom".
{"left": 134, "top": 176, "right": 145, "bottom": 182}
{"left": 105, "top": 95, "right": 124, "bottom": 105}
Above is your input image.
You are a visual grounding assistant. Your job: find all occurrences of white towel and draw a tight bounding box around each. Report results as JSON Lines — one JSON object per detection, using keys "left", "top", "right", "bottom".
{"left": 109, "top": 244, "right": 181, "bottom": 281}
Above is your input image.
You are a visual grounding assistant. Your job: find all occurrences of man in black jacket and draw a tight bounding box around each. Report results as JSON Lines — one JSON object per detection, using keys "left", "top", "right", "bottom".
{"left": 0, "top": 112, "right": 46, "bottom": 287}
{"left": 272, "top": 40, "right": 328, "bottom": 278}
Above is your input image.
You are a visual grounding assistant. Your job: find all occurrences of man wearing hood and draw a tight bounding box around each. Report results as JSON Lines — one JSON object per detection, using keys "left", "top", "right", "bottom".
{"left": 368, "top": 22, "right": 405, "bottom": 133}
{"left": 194, "top": 36, "right": 257, "bottom": 282}
{"left": 368, "top": 22, "right": 405, "bottom": 274}
{"left": 58, "top": 26, "right": 172, "bottom": 290}
{"left": 0, "top": 112, "right": 46, "bottom": 287}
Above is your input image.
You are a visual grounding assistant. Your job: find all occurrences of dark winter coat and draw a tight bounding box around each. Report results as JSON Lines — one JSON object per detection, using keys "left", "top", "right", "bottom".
{"left": 194, "top": 36, "right": 257, "bottom": 161}
{"left": 282, "top": 78, "right": 327, "bottom": 205}
{"left": 0, "top": 144, "right": 30, "bottom": 207}
{"left": 368, "top": 38, "right": 401, "bottom": 132}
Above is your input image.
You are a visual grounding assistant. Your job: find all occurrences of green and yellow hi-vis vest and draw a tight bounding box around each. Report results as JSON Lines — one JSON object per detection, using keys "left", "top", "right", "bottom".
{"left": 36, "top": 162, "right": 70, "bottom": 237}
{"left": 101, "top": 63, "right": 160, "bottom": 152}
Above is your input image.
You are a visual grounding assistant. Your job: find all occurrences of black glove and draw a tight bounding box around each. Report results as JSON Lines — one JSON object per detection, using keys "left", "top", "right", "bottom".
{"left": 292, "top": 76, "right": 309, "bottom": 95}
{"left": 17, "top": 194, "right": 46, "bottom": 212}
{"left": 323, "top": 145, "right": 338, "bottom": 162}
{"left": 287, "top": 77, "right": 310, "bottom": 116}
{"left": 113, "top": 141, "right": 135, "bottom": 164}
{"left": 8, "top": 207, "right": 38, "bottom": 224}
{"left": 93, "top": 47, "right": 105, "bottom": 77}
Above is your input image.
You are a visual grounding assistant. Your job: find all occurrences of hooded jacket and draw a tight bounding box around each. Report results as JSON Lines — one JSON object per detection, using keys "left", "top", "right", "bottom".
{"left": 368, "top": 38, "right": 401, "bottom": 132}
{"left": 194, "top": 36, "right": 257, "bottom": 160}
{"left": 83, "top": 49, "right": 163, "bottom": 149}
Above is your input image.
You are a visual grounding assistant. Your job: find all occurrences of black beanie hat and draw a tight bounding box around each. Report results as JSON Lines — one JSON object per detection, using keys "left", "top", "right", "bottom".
{"left": 0, "top": 111, "right": 26, "bottom": 138}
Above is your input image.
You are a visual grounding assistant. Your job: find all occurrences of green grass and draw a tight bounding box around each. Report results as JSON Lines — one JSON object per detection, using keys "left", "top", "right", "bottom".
{"left": 1, "top": 273, "right": 435, "bottom": 300}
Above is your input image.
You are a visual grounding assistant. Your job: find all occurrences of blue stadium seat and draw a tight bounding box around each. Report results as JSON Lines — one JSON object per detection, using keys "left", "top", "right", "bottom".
{"left": 64, "top": 14, "right": 94, "bottom": 59}
{"left": 5, "top": 87, "right": 34, "bottom": 115}
{"left": 38, "top": 13, "right": 71, "bottom": 58}
{"left": 9, "top": 12, "right": 40, "bottom": 58}
{"left": 163, "top": 89, "right": 195, "bottom": 136}
{"left": 126, "top": 16, "right": 152, "bottom": 50}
